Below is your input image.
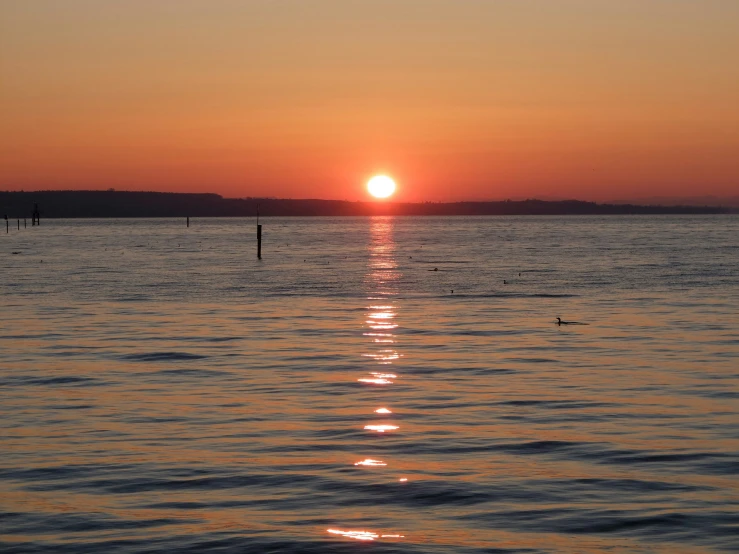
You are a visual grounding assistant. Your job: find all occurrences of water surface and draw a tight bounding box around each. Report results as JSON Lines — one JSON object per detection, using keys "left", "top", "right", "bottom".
{"left": 1, "top": 216, "right": 738, "bottom": 553}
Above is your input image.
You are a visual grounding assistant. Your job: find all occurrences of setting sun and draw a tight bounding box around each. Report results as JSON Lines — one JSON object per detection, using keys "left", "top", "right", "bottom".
{"left": 367, "top": 175, "right": 396, "bottom": 199}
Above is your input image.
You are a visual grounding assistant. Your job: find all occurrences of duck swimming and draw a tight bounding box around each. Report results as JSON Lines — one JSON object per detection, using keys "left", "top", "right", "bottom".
{"left": 556, "top": 317, "right": 588, "bottom": 325}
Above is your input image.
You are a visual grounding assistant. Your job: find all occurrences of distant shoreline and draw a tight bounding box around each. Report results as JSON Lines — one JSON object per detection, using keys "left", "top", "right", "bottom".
{"left": 0, "top": 190, "right": 733, "bottom": 218}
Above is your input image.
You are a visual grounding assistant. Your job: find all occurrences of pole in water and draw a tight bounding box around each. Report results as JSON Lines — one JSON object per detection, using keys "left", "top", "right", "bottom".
{"left": 24, "top": 218, "right": 27, "bottom": 228}
{"left": 4, "top": 215, "right": 7, "bottom": 234}
{"left": 187, "top": 216, "right": 189, "bottom": 227}
{"left": 256, "top": 204, "right": 262, "bottom": 259}
{"left": 17, "top": 219, "right": 20, "bottom": 230}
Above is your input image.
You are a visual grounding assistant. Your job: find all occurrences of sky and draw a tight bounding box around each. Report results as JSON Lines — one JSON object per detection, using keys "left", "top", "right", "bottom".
{"left": 1, "top": 0, "right": 738, "bottom": 202}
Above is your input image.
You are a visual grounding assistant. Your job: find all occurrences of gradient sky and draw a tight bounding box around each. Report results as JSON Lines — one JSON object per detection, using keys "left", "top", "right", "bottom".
{"left": 1, "top": 1, "right": 738, "bottom": 202}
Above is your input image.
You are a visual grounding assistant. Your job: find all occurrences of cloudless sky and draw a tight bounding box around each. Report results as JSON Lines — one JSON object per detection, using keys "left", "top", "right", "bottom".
{"left": 1, "top": 1, "right": 737, "bottom": 201}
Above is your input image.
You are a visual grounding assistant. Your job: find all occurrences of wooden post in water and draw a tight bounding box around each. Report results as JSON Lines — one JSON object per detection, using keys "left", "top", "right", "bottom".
{"left": 187, "top": 216, "right": 189, "bottom": 228}
{"left": 256, "top": 205, "right": 262, "bottom": 259}
{"left": 17, "top": 219, "right": 20, "bottom": 230}
{"left": 24, "top": 218, "right": 27, "bottom": 228}
{"left": 4, "top": 215, "right": 7, "bottom": 234}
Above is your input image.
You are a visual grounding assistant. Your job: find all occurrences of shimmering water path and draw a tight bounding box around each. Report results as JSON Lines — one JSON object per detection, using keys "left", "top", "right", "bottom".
{"left": 1, "top": 216, "right": 738, "bottom": 553}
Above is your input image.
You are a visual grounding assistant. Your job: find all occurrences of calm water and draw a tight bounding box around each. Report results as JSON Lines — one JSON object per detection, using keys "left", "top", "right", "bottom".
{"left": 1, "top": 216, "right": 738, "bottom": 553}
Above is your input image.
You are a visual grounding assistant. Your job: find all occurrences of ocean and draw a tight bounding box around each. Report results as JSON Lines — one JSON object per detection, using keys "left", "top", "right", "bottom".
{"left": 1, "top": 215, "right": 738, "bottom": 553}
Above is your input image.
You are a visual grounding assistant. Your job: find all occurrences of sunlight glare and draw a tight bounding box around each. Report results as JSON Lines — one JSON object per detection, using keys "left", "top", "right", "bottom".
{"left": 367, "top": 175, "right": 397, "bottom": 198}
{"left": 327, "top": 529, "right": 405, "bottom": 541}
{"left": 354, "top": 458, "right": 387, "bottom": 466}
{"left": 364, "top": 424, "right": 399, "bottom": 432}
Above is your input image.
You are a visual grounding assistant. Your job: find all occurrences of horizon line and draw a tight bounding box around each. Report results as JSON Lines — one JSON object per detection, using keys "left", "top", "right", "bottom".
{"left": 2, "top": 189, "right": 738, "bottom": 207}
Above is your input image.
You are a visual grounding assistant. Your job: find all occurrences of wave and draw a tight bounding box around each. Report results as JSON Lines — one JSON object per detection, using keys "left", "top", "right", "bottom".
{"left": 119, "top": 352, "right": 208, "bottom": 362}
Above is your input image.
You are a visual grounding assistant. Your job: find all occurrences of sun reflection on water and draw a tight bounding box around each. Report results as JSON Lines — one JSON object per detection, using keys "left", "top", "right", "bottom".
{"left": 367, "top": 320, "right": 394, "bottom": 327}
{"left": 358, "top": 371, "right": 397, "bottom": 384}
{"left": 327, "top": 529, "right": 377, "bottom": 541}
{"left": 368, "top": 311, "right": 394, "bottom": 319}
{"left": 339, "top": 217, "right": 407, "bottom": 539}
{"left": 364, "top": 424, "right": 399, "bottom": 433}
{"left": 364, "top": 332, "right": 395, "bottom": 344}
{"left": 362, "top": 350, "right": 400, "bottom": 363}
{"left": 354, "top": 458, "right": 387, "bottom": 466}
{"left": 327, "top": 529, "right": 405, "bottom": 541}
{"left": 358, "top": 377, "right": 393, "bottom": 385}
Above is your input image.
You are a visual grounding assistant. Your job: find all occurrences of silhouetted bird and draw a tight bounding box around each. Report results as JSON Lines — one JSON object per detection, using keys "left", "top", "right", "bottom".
{"left": 556, "top": 317, "right": 588, "bottom": 325}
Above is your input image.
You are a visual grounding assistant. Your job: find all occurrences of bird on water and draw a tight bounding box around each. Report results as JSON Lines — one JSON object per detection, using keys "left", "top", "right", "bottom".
{"left": 556, "top": 317, "right": 587, "bottom": 325}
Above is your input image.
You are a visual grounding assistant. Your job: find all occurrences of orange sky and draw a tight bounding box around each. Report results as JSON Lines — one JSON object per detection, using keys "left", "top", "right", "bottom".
{"left": 1, "top": 1, "right": 738, "bottom": 202}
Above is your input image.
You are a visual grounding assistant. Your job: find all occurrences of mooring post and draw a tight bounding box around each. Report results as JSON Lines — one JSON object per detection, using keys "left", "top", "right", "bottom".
{"left": 24, "top": 218, "right": 27, "bottom": 228}
{"left": 187, "top": 216, "right": 189, "bottom": 228}
{"left": 17, "top": 219, "right": 20, "bottom": 230}
{"left": 4, "top": 215, "right": 7, "bottom": 234}
{"left": 256, "top": 205, "right": 262, "bottom": 259}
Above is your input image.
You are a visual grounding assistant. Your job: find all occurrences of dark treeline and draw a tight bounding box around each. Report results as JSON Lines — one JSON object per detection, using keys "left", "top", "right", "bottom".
{"left": 0, "top": 190, "right": 730, "bottom": 218}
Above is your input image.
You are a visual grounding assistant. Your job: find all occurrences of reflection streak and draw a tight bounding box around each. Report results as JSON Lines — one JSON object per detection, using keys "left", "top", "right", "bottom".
{"left": 354, "top": 458, "right": 386, "bottom": 466}
{"left": 358, "top": 371, "right": 397, "bottom": 384}
{"left": 327, "top": 529, "right": 405, "bottom": 541}
{"left": 358, "top": 377, "right": 393, "bottom": 385}
{"left": 364, "top": 424, "right": 399, "bottom": 433}
{"left": 340, "top": 218, "right": 407, "bottom": 538}
{"left": 327, "top": 529, "right": 378, "bottom": 541}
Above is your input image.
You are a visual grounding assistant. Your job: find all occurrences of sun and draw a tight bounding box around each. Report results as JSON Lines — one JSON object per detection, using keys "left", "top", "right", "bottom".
{"left": 367, "top": 175, "right": 397, "bottom": 199}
